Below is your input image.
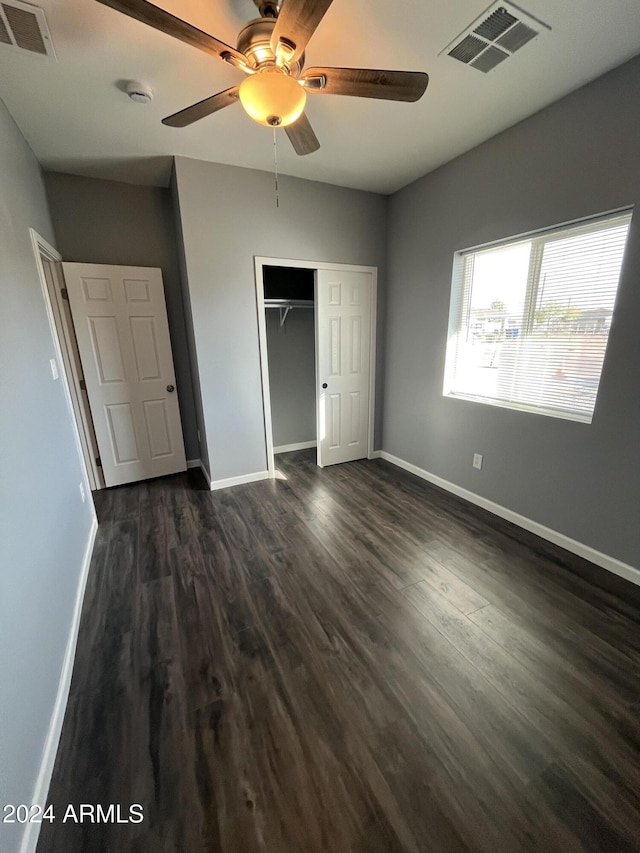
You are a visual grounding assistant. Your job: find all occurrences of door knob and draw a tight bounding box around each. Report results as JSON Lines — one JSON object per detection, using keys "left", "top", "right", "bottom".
{"left": 322, "top": 383, "right": 328, "bottom": 389}
{"left": 166, "top": 384, "right": 175, "bottom": 392}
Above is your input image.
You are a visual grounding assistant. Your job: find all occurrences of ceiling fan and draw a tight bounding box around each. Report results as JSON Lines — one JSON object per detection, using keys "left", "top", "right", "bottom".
{"left": 96, "top": 0, "right": 429, "bottom": 155}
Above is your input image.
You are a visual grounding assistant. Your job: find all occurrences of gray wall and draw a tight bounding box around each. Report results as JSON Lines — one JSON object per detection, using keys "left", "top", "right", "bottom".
{"left": 266, "top": 307, "right": 316, "bottom": 448}
{"left": 44, "top": 172, "right": 199, "bottom": 460}
{"left": 0, "top": 100, "right": 95, "bottom": 853}
{"left": 174, "top": 157, "right": 387, "bottom": 482}
{"left": 384, "top": 55, "right": 640, "bottom": 568}
{"left": 170, "top": 166, "right": 210, "bottom": 477}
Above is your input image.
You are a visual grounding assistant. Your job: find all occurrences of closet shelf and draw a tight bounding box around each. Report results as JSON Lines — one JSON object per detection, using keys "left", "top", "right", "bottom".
{"left": 265, "top": 299, "right": 314, "bottom": 327}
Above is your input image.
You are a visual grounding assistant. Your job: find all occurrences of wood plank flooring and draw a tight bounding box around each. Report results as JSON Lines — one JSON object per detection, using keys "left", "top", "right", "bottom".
{"left": 37, "top": 450, "right": 640, "bottom": 852}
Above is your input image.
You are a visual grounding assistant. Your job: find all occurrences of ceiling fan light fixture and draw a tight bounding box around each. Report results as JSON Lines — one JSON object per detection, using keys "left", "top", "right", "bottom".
{"left": 239, "top": 67, "right": 306, "bottom": 127}
{"left": 100, "top": 0, "right": 430, "bottom": 154}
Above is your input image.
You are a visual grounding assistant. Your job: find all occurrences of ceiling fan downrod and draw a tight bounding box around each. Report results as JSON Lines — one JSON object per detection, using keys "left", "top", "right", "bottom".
{"left": 255, "top": 0, "right": 279, "bottom": 18}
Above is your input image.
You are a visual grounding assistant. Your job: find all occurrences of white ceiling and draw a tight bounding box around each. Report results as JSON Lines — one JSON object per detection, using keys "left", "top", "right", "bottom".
{"left": 1, "top": 0, "right": 640, "bottom": 194}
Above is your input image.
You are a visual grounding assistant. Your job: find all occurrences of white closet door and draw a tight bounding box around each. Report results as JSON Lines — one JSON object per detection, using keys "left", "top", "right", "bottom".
{"left": 63, "top": 263, "right": 187, "bottom": 487}
{"left": 316, "top": 269, "right": 372, "bottom": 466}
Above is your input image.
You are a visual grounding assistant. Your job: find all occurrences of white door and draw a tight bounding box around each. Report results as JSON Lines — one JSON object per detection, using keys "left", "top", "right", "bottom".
{"left": 316, "top": 269, "right": 373, "bottom": 466}
{"left": 63, "top": 263, "right": 187, "bottom": 487}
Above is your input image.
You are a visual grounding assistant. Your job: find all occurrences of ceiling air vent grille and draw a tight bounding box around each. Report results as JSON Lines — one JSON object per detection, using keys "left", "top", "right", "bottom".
{"left": 0, "top": 12, "right": 11, "bottom": 44}
{"left": 441, "top": 2, "right": 550, "bottom": 73}
{"left": 0, "top": 0, "right": 55, "bottom": 58}
{"left": 474, "top": 7, "right": 517, "bottom": 41}
{"left": 449, "top": 34, "right": 486, "bottom": 64}
{"left": 496, "top": 21, "right": 538, "bottom": 52}
{"left": 471, "top": 45, "right": 509, "bottom": 72}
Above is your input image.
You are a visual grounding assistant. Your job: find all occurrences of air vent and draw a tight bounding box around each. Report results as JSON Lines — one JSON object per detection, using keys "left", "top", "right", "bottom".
{"left": 0, "top": 13, "right": 11, "bottom": 44}
{"left": 474, "top": 7, "right": 517, "bottom": 41}
{"left": 0, "top": 1, "right": 55, "bottom": 59}
{"left": 449, "top": 35, "right": 486, "bottom": 64}
{"left": 471, "top": 46, "right": 509, "bottom": 72}
{"left": 496, "top": 21, "right": 537, "bottom": 52}
{"left": 441, "top": 2, "right": 550, "bottom": 73}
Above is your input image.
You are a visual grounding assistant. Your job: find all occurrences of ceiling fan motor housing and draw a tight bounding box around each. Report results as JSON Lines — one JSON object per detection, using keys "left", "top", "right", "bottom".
{"left": 236, "top": 16, "right": 304, "bottom": 76}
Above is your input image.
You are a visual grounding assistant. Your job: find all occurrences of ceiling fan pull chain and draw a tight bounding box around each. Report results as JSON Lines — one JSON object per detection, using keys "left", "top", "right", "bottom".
{"left": 273, "top": 126, "right": 280, "bottom": 209}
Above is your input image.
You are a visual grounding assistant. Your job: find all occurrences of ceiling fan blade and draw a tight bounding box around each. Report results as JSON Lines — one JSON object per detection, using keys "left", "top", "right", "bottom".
{"left": 302, "top": 67, "right": 429, "bottom": 102}
{"left": 96, "top": 0, "right": 247, "bottom": 66}
{"left": 162, "top": 87, "right": 240, "bottom": 128}
{"left": 270, "top": 0, "right": 334, "bottom": 65}
{"left": 285, "top": 113, "right": 320, "bottom": 156}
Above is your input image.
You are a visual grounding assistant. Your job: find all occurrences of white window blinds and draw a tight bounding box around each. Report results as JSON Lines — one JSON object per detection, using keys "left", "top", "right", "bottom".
{"left": 443, "top": 210, "right": 632, "bottom": 423}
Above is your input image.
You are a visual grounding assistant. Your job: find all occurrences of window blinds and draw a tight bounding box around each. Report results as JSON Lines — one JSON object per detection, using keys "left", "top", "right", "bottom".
{"left": 444, "top": 210, "right": 632, "bottom": 422}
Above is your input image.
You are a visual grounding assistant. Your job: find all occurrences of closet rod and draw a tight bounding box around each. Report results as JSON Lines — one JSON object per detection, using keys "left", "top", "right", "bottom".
{"left": 264, "top": 299, "right": 314, "bottom": 327}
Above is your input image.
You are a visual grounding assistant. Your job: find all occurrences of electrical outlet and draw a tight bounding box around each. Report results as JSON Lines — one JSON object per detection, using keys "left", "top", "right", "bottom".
{"left": 473, "top": 453, "right": 483, "bottom": 470}
{"left": 50, "top": 358, "right": 59, "bottom": 380}
{"left": 79, "top": 483, "right": 85, "bottom": 503}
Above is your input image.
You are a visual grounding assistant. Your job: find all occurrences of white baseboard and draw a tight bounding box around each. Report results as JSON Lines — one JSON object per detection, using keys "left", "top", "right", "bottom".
{"left": 274, "top": 440, "right": 317, "bottom": 454}
{"left": 379, "top": 451, "right": 640, "bottom": 588}
{"left": 20, "top": 516, "right": 98, "bottom": 853}
{"left": 210, "top": 470, "right": 270, "bottom": 491}
{"left": 368, "top": 450, "right": 382, "bottom": 459}
{"left": 187, "top": 458, "right": 213, "bottom": 488}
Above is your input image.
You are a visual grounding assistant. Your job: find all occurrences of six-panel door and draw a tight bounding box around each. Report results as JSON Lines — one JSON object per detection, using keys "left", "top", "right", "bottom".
{"left": 63, "top": 263, "right": 187, "bottom": 487}
{"left": 316, "top": 269, "right": 372, "bottom": 466}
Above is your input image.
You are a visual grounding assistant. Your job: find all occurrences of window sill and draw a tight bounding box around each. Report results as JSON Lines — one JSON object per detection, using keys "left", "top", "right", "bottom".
{"left": 443, "top": 391, "right": 593, "bottom": 425}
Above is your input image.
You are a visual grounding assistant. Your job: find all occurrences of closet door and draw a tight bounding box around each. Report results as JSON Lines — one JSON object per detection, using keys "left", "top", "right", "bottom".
{"left": 316, "top": 269, "right": 373, "bottom": 466}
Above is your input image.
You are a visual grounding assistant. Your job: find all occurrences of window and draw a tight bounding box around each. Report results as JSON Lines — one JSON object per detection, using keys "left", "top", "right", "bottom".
{"left": 443, "top": 210, "right": 632, "bottom": 423}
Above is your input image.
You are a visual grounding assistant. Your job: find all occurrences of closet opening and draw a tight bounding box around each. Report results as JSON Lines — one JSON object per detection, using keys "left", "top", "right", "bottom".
{"left": 255, "top": 256, "right": 378, "bottom": 477}
{"left": 262, "top": 264, "right": 317, "bottom": 469}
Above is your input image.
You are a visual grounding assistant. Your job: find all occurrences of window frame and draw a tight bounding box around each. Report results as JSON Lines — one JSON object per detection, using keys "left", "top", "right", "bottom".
{"left": 443, "top": 208, "right": 633, "bottom": 424}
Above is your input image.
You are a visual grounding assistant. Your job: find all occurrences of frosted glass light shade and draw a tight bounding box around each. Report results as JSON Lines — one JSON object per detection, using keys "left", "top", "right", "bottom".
{"left": 239, "top": 68, "right": 306, "bottom": 127}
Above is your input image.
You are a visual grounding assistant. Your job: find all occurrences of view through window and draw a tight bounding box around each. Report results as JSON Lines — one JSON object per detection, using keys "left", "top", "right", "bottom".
{"left": 443, "top": 210, "right": 632, "bottom": 422}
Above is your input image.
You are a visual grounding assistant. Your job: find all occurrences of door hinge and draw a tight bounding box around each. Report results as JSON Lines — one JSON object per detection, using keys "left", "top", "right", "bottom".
{"left": 95, "top": 456, "right": 102, "bottom": 468}
{"left": 79, "top": 378, "right": 86, "bottom": 391}
{"left": 61, "top": 287, "right": 69, "bottom": 300}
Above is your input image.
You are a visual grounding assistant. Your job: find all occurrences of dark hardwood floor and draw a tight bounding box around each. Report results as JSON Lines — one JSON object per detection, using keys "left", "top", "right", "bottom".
{"left": 37, "top": 450, "right": 640, "bottom": 852}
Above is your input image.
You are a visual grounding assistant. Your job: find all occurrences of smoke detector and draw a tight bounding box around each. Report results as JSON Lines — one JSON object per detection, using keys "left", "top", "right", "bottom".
{"left": 441, "top": 2, "right": 551, "bottom": 73}
{"left": 126, "top": 81, "right": 154, "bottom": 104}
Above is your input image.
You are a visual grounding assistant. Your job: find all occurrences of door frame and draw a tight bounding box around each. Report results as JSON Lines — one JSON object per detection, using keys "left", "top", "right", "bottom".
{"left": 30, "top": 229, "right": 102, "bottom": 495}
{"left": 254, "top": 256, "right": 378, "bottom": 478}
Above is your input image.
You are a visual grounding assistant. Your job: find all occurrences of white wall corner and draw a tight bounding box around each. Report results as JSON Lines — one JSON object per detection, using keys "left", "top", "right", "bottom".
{"left": 199, "top": 460, "right": 213, "bottom": 488}
{"left": 379, "top": 451, "right": 640, "bottom": 588}
{"left": 19, "top": 516, "right": 98, "bottom": 853}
